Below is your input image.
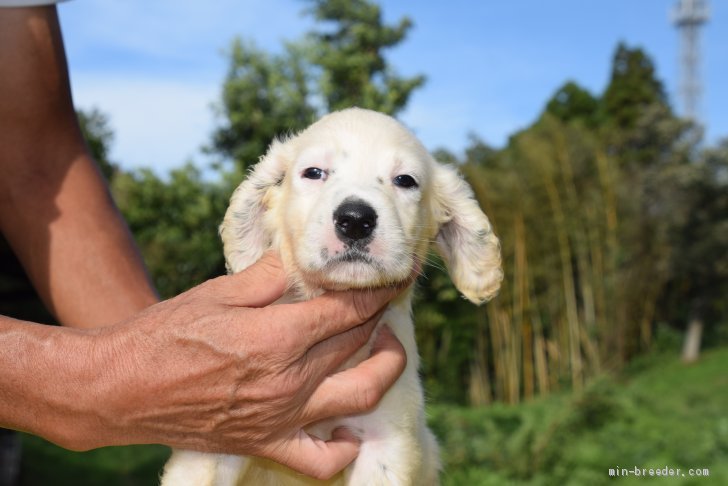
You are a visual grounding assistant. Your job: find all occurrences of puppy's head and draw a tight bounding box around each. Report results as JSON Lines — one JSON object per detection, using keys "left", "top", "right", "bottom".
{"left": 220, "top": 108, "right": 502, "bottom": 303}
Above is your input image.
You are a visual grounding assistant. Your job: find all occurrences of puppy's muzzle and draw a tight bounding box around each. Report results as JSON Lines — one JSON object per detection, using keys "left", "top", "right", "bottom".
{"left": 333, "top": 198, "right": 377, "bottom": 245}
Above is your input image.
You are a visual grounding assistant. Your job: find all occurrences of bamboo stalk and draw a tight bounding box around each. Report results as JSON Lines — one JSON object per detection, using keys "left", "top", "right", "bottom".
{"left": 529, "top": 289, "right": 550, "bottom": 395}
{"left": 488, "top": 303, "right": 504, "bottom": 402}
{"left": 506, "top": 308, "right": 521, "bottom": 404}
{"left": 543, "top": 176, "right": 583, "bottom": 391}
{"left": 546, "top": 338, "right": 561, "bottom": 392}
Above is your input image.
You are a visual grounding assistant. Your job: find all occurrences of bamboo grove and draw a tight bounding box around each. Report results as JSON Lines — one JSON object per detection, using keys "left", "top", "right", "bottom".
{"left": 416, "top": 47, "right": 727, "bottom": 405}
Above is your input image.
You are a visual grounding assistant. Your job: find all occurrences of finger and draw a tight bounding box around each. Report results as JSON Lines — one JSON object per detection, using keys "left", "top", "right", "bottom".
{"left": 300, "top": 326, "right": 407, "bottom": 423}
{"left": 262, "top": 428, "right": 360, "bottom": 480}
{"left": 211, "top": 252, "right": 288, "bottom": 307}
{"left": 266, "top": 281, "right": 411, "bottom": 348}
{"left": 297, "top": 309, "right": 385, "bottom": 378}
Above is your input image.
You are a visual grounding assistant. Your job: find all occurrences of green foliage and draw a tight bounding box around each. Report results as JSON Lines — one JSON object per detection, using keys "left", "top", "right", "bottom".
{"left": 207, "top": 0, "right": 425, "bottom": 174}
{"left": 19, "top": 437, "right": 168, "bottom": 486}
{"left": 430, "top": 348, "right": 728, "bottom": 485}
{"left": 304, "top": 0, "right": 425, "bottom": 114}
{"left": 546, "top": 81, "right": 600, "bottom": 128}
{"left": 659, "top": 139, "right": 728, "bottom": 329}
{"left": 414, "top": 253, "right": 480, "bottom": 404}
{"left": 208, "top": 39, "right": 316, "bottom": 175}
{"left": 601, "top": 43, "right": 669, "bottom": 130}
{"left": 419, "top": 42, "right": 728, "bottom": 407}
{"left": 111, "top": 165, "right": 228, "bottom": 298}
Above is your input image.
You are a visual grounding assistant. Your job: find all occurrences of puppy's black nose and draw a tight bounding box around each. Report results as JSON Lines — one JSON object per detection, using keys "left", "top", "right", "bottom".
{"left": 334, "top": 199, "right": 377, "bottom": 243}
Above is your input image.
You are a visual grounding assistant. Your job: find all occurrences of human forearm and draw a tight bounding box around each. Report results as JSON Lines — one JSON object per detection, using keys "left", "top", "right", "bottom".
{"left": 0, "top": 314, "right": 99, "bottom": 448}
{"left": 0, "top": 150, "right": 159, "bottom": 328}
{"left": 0, "top": 6, "right": 158, "bottom": 327}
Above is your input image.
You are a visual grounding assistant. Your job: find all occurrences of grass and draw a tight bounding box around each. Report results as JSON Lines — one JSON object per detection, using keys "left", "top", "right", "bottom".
{"left": 18, "top": 348, "right": 728, "bottom": 485}
{"left": 430, "top": 347, "right": 728, "bottom": 485}
{"left": 19, "top": 438, "right": 169, "bottom": 486}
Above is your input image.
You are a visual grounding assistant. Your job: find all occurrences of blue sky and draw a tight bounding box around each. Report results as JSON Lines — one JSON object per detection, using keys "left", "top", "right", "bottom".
{"left": 57, "top": 0, "right": 727, "bottom": 174}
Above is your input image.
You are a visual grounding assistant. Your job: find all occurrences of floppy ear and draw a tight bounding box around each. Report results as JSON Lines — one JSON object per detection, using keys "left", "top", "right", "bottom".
{"left": 219, "top": 139, "right": 288, "bottom": 274}
{"left": 431, "top": 163, "right": 503, "bottom": 304}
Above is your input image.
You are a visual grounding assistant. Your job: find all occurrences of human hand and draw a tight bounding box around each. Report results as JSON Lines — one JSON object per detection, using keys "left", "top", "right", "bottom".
{"left": 54, "top": 253, "right": 408, "bottom": 479}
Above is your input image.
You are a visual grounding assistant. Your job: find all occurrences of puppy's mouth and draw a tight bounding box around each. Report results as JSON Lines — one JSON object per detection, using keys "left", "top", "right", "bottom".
{"left": 301, "top": 246, "right": 399, "bottom": 290}
{"left": 326, "top": 247, "right": 376, "bottom": 265}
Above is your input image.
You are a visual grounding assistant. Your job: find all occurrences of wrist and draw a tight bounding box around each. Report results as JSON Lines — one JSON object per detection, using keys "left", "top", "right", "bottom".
{"left": 0, "top": 318, "right": 94, "bottom": 449}
{"left": 41, "top": 324, "right": 141, "bottom": 450}
{"left": 18, "top": 323, "right": 137, "bottom": 452}
{"left": 30, "top": 326, "right": 104, "bottom": 450}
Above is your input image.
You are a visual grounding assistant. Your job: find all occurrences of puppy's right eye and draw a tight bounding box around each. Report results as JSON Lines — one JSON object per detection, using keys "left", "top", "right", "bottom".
{"left": 302, "top": 167, "right": 326, "bottom": 180}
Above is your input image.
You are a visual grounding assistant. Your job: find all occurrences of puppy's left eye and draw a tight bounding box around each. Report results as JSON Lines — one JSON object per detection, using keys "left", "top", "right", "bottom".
{"left": 302, "top": 167, "right": 326, "bottom": 180}
{"left": 393, "top": 174, "right": 419, "bottom": 189}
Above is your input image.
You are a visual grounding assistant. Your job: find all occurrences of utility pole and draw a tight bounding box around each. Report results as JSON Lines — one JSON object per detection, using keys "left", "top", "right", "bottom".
{"left": 672, "top": 0, "right": 709, "bottom": 122}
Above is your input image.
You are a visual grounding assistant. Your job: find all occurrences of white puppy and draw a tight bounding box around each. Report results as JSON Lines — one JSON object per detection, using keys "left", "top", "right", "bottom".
{"left": 161, "top": 108, "right": 502, "bottom": 486}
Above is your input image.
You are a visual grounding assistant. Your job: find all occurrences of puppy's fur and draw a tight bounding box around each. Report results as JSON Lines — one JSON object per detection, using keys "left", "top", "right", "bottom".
{"left": 161, "top": 108, "right": 502, "bottom": 486}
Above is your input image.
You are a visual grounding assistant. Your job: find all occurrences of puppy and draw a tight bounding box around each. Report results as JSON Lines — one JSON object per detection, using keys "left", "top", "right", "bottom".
{"left": 161, "top": 108, "right": 502, "bottom": 485}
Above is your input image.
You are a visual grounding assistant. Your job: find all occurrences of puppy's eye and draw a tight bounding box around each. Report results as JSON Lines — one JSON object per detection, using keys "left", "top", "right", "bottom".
{"left": 393, "top": 174, "right": 419, "bottom": 189}
{"left": 302, "top": 167, "right": 326, "bottom": 180}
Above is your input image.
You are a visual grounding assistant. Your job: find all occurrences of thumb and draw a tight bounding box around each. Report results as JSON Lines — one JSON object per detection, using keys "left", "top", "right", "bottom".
{"left": 263, "top": 428, "right": 360, "bottom": 481}
{"left": 213, "top": 252, "right": 289, "bottom": 307}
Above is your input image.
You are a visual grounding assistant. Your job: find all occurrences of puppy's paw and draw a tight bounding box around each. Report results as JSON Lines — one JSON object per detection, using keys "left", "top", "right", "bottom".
{"left": 344, "top": 438, "right": 421, "bottom": 486}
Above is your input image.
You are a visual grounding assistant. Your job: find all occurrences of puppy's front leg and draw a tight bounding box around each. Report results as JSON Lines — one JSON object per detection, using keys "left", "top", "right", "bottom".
{"left": 340, "top": 376, "right": 440, "bottom": 485}
{"left": 161, "top": 450, "right": 246, "bottom": 486}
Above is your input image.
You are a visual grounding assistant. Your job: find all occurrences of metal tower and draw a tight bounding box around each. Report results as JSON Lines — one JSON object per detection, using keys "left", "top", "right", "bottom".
{"left": 672, "top": 0, "right": 709, "bottom": 121}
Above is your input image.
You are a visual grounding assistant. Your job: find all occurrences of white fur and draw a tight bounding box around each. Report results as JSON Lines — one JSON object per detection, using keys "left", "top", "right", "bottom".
{"left": 161, "top": 108, "right": 502, "bottom": 486}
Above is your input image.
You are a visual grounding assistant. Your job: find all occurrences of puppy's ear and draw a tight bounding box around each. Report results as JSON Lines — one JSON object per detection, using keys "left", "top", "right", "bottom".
{"left": 431, "top": 164, "right": 503, "bottom": 304}
{"left": 219, "top": 139, "right": 288, "bottom": 274}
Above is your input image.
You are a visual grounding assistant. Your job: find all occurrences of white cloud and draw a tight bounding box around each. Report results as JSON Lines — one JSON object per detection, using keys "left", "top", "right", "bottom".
{"left": 71, "top": 74, "right": 219, "bottom": 174}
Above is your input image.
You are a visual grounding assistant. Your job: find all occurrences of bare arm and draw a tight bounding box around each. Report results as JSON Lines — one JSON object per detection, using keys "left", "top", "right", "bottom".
{"left": 0, "top": 6, "right": 158, "bottom": 328}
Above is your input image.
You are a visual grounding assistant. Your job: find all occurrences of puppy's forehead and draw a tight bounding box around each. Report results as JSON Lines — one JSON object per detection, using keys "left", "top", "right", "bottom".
{"left": 292, "top": 109, "right": 430, "bottom": 174}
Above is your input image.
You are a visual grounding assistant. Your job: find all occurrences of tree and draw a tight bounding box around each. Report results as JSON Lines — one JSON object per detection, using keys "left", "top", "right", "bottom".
{"left": 545, "top": 81, "right": 599, "bottom": 128}
{"left": 428, "top": 41, "right": 727, "bottom": 404}
{"left": 304, "top": 0, "right": 425, "bottom": 115}
{"left": 660, "top": 140, "right": 728, "bottom": 362}
{"left": 111, "top": 165, "right": 228, "bottom": 298}
{"left": 208, "top": 0, "right": 426, "bottom": 177}
{"left": 208, "top": 39, "right": 316, "bottom": 176}
{"left": 601, "top": 43, "right": 669, "bottom": 130}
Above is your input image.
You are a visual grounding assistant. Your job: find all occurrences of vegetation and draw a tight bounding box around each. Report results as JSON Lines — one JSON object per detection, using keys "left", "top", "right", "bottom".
{"left": 432, "top": 346, "right": 728, "bottom": 485}
{"left": 416, "top": 45, "right": 727, "bottom": 405}
{"left": 2, "top": 0, "right": 727, "bottom": 483}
